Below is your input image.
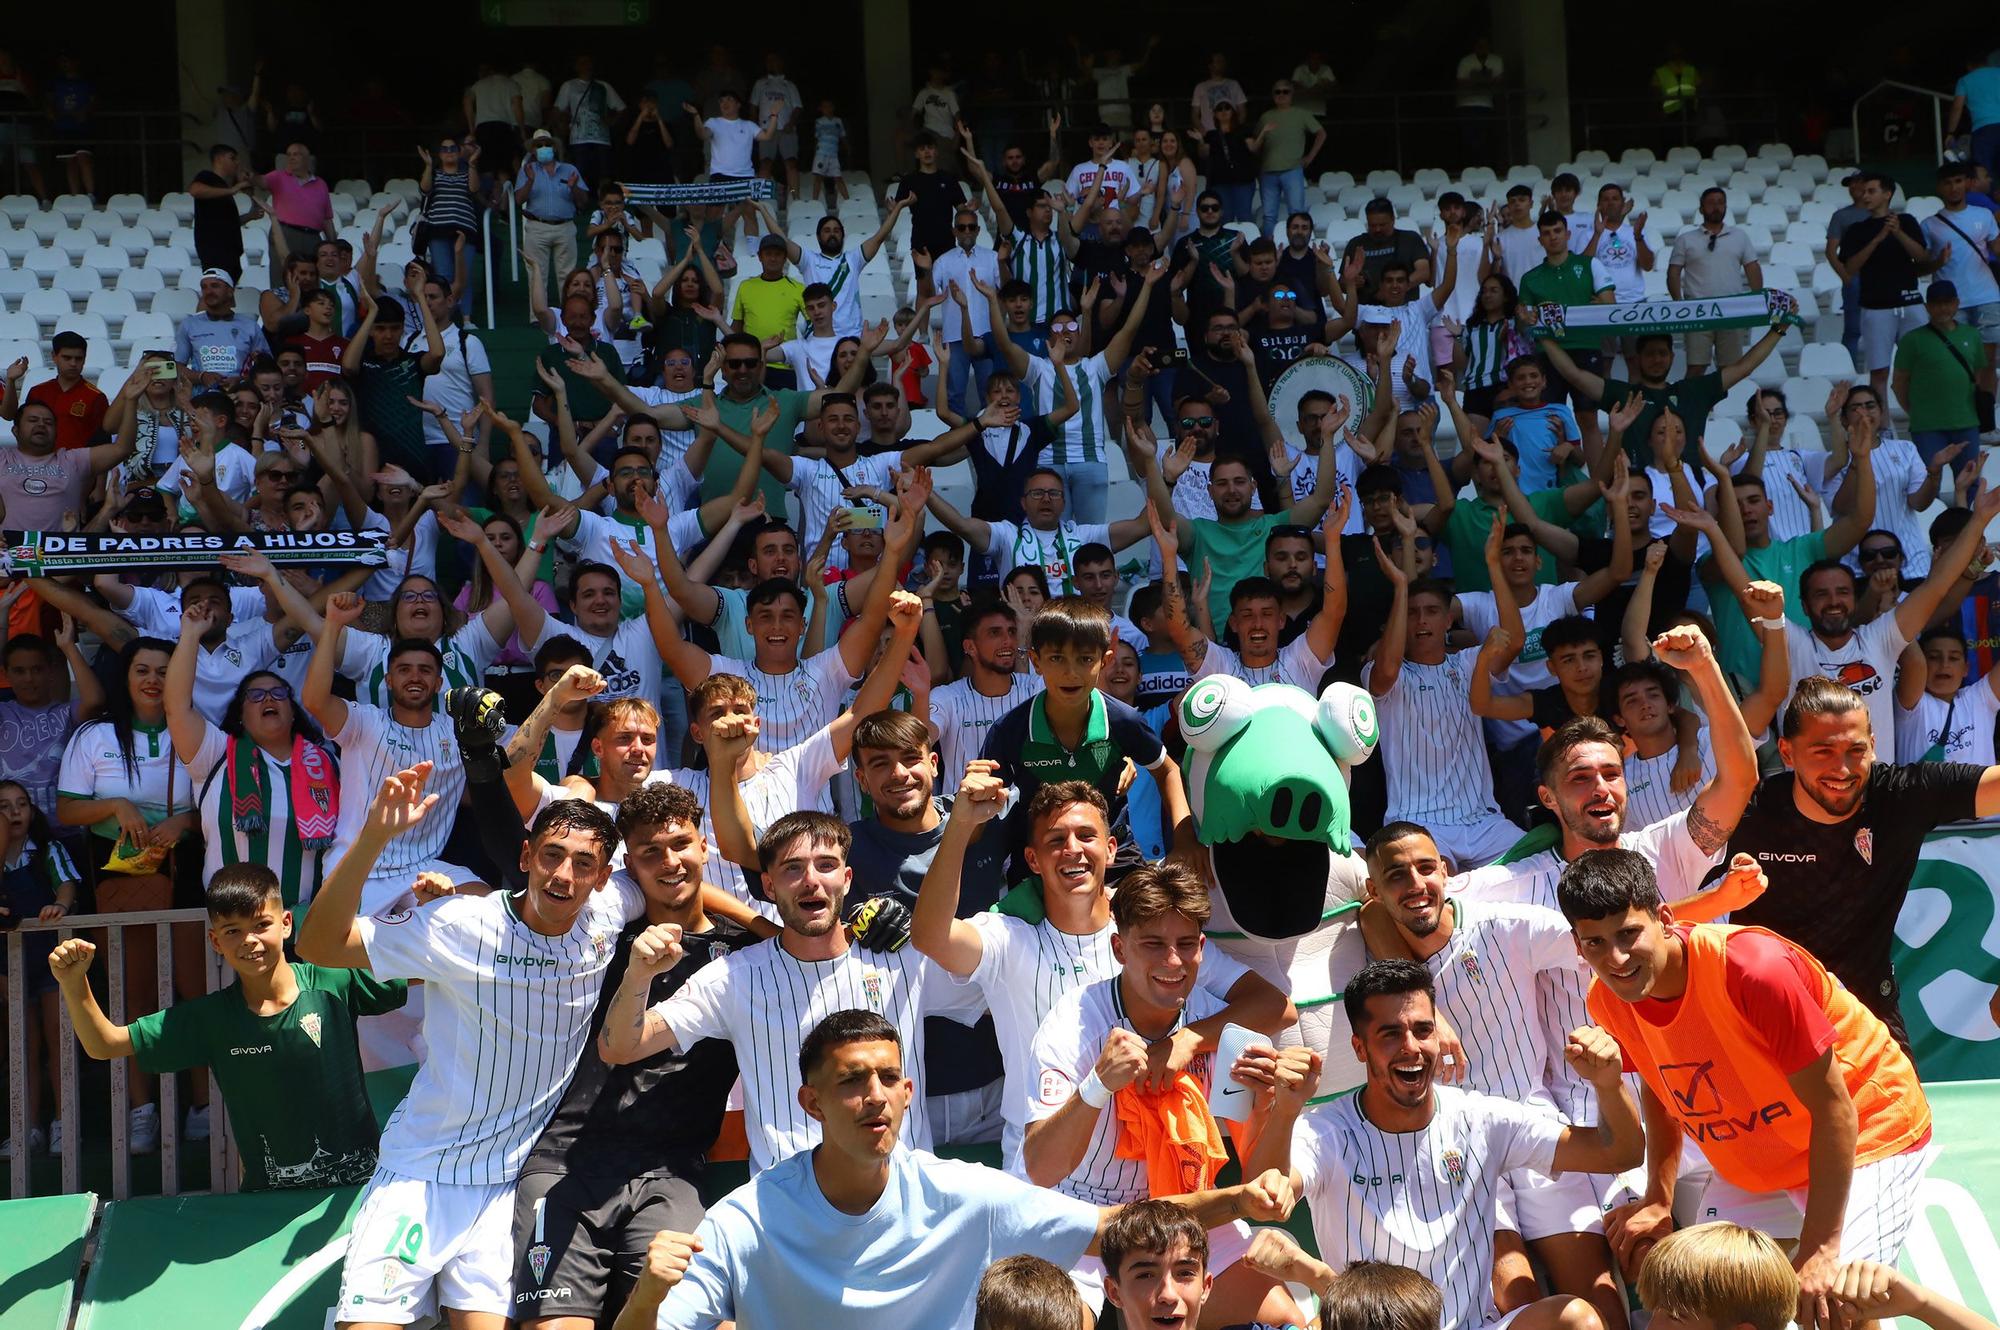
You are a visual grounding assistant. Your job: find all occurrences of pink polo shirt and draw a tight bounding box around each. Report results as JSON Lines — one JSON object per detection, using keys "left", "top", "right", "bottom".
{"left": 262, "top": 169, "right": 334, "bottom": 231}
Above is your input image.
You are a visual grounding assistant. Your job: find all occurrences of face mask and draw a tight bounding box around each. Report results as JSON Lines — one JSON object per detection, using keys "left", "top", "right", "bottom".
{"left": 536, "top": 146, "right": 555, "bottom": 163}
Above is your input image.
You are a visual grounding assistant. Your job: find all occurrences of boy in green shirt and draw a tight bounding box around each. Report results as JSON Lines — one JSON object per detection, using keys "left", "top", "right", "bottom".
{"left": 48, "top": 864, "right": 406, "bottom": 1191}
{"left": 731, "top": 234, "right": 807, "bottom": 383}
{"left": 1515, "top": 209, "right": 1614, "bottom": 466}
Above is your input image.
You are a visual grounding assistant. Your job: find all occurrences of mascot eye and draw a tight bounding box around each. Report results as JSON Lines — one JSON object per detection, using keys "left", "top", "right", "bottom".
{"left": 1180, "top": 674, "right": 1257, "bottom": 752}
{"left": 1315, "top": 682, "right": 1380, "bottom": 764}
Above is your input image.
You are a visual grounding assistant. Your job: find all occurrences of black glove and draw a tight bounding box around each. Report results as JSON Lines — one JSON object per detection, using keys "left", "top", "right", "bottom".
{"left": 847, "top": 895, "right": 913, "bottom": 953}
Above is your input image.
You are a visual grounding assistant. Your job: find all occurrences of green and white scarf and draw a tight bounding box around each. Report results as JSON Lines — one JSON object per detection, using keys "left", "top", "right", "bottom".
{"left": 1530, "top": 289, "right": 1802, "bottom": 340}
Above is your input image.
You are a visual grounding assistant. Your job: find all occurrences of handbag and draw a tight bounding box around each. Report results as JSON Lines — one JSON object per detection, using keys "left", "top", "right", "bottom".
{"left": 99, "top": 753, "right": 178, "bottom": 877}
{"left": 1926, "top": 324, "right": 1997, "bottom": 433}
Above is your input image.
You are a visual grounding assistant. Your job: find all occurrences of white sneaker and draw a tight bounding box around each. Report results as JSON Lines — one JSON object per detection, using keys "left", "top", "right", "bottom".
{"left": 0, "top": 1127, "right": 47, "bottom": 1159}
{"left": 128, "top": 1103, "right": 160, "bottom": 1155}
{"left": 184, "top": 1104, "right": 211, "bottom": 1143}
{"left": 48, "top": 1118, "right": 63, "bottom": 1156}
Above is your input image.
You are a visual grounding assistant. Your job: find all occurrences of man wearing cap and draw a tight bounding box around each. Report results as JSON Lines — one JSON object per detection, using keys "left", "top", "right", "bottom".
{"left": 515, "top": 129, "right": 590, "bottom": 303}
{"left": 257, "top": 141, "right": 335, "bottom": 288}
{"left": 175, "top": 270, "right": 267, "bottom": 387}
{"left": 1893, "top": 281, "right": 1987, "bottom": 465}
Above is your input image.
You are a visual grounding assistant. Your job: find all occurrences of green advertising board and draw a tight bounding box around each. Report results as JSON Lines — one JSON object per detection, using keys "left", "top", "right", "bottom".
{"left": 1902, "top": 829, "right": 2000, "bottom": 1082}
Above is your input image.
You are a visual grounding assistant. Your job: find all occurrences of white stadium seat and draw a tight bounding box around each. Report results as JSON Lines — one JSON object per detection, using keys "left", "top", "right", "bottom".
{"left": 1797, "top": 343, "right": 1857, "bottom": 380}
{"left": 21, "top": 287, "right": 72, "bottom": 328}
{"left": 119, "top": 311, "right": 177, "bottom": 353}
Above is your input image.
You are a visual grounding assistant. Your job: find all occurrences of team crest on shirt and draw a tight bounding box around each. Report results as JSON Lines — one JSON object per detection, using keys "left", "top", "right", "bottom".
{"left": 862, "top": 970, "right": 884, "bottom": 1010}
{"left": 381, "top": 1262, "right": 400, "bottom": 1295}
{"left": 1438, "top": 1148, "right": 1466, "bottom": 1186}
{"left": 1854, "top": 828, "right": 1874, "bottom": 865}
{"left": 528, "top": 1242, "right": 552, "bottom": 1284}
{"left": 300, "top": 1012, "right": 324, "bottom": 1048}
{"left": 708, "top": 941, "right": 730, "bottom": 962}
{"left": 1458, "top": 953, "right": 1485, "bottom": 985}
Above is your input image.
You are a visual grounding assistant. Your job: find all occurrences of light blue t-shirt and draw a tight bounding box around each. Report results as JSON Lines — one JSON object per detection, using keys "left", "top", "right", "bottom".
{"left": 1491, "top": 402, "right": 1582, "bottom": 493}
{"left": 1924, "top": 207, "right": 2000, "bottom": 307}
{"left": 174, "top": 311, "right": 266, "bottom": 380}
{"left": 710, "top": 582, "right": 845, "bottom": 661}
{"left": 1958, "top": 66, "right": 2000, "bottom": 131}
{"left": 659, "top": 1148, "right": 1101, "bottom": 1330}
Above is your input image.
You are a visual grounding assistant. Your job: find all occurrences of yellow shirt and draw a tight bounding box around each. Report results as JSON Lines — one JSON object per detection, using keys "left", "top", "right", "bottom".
{"left": 731, "top": 276, "right": 806, "bottom": 365}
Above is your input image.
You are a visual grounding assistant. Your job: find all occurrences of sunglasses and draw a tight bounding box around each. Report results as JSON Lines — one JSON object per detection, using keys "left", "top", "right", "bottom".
{"left": 440, "top": 144, "right": 461, "bottom": 153}
{"left": 1050, "top": 320, "right": 1080, "bottom": 333}
{"left": 954, "top": 223, "right": 980, "bottom": 232}
{"left": 264, "top": 470, "right": 300, "bottom": 483}
{"left": 398, "top": 590, "right": 440, "bottom": 604}
{"left": 245, "top": 685, "right": 293, "bottom": 704}
{"left": 1270, "top": 290, "right": 1296, "bottom": 301}
{"left": 1706, "top": 232, "right": 1718, "bottom": 251}
{"left": 1859, "top": 546, "right": 1902, "bottom": 561}
{"left": 1272, "top": 87, "right": 1293, "bottom": 94}
{"left": 613, "top": 465, "right": 651, "bottom": 479}
{"left": 1197, "top": 202, "right": 1222, "bottom": 212}
{"left": 724, "top": 357, "right": 762, "bottom": 369}
{"left": 1178, "top": 415, "right": 1217, "bottom": 428}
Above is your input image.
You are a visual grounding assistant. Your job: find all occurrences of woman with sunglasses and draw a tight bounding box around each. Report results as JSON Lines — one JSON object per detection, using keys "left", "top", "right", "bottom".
{"left": 1198, "top": 102, "right": 1257, "bottom": 224}
{"left": 1854, "top": 529, "right": 1917, "bottom": 623}
{"left": 56, "top": 636, "right": 200, "bottom": 1150}
{"left": 166, "top": 603, "right": 339, "bottom": 912}
{"left": 415, "top": 138, "right": 483, "bottom": 293}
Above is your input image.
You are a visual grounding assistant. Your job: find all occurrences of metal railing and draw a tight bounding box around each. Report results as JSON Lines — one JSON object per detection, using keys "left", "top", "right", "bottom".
{"left": 6, "top": 908, "right": 238, "bottom": 1201}
{"left": 0, "top": 110, "right": 184, "bottom": 199}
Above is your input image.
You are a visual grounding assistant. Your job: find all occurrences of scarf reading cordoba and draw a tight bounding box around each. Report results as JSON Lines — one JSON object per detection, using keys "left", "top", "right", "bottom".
{"left": 1531, "top": 288, "right": 1803, "bottom": 340}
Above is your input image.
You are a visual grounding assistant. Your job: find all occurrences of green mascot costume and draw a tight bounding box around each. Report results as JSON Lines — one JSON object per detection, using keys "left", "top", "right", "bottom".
{"left": 1179, "top": 673, "right": 1380, "bottom": 1097}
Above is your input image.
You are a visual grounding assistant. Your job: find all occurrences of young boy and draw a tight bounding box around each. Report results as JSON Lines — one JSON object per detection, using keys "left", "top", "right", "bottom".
{"left": 1488, "top": 357, "right": 1585, "bottom": 493}
{"left": 731, "top": 235, "right": 807, "bottom": 386}
{"left": 1899, "top": 625, "right": 2000, "bottom": 766}
{"left": 979, "top": 597, "right": 1191, "bottom": 878}
{"left": 1098, "top": 1200, "right": 1217, "bottom": 1330}
{"left": 47, "top": 864, "right": 407, "bottom": 1190}
{"left": 976, "top": 1255, "right": 1092, "bottom": 1330}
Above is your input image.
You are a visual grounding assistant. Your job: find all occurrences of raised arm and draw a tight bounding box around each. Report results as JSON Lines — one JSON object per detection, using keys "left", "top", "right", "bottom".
{"left": 1366, "top": 541, "right": 1411, "bottom": 697}
{"left": 298, "top": 763, "right": 442, "bottom": 969}
{"left": 1898, "top": 486, "right": 2000, "bottom": 642}
{"left": 911, "top": 764, "right": 1007, "bottom": 974}
{"left": 301, "top": 593, "right": 362, "bottom": 738}
{"left": 163, "top": 605, "right": 216, "bottom": 763}
{"left": 836, "top": 470, "right": 930, "bottom": 679}
{"left": 1650, "top": 625, "right": 1756, "bottom": 857}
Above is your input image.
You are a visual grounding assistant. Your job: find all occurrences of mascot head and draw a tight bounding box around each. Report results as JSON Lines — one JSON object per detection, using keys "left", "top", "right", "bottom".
{"left": 1179, "top": 675, "right": 1379, "bottom": 937}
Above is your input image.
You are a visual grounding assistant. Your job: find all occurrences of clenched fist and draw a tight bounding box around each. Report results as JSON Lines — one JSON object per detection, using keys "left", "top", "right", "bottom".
{"left": 1563, "top": 1025, "right": 1625, "bottom": 1089}
{"left": 48, "top": 937, "right": 96, "bottom": 984}
{"left": 1095, "top": 1027, "right": 1149, "bottom": 1096}
{"left": 628, "top": 922, "right": 685, "bottom": 979}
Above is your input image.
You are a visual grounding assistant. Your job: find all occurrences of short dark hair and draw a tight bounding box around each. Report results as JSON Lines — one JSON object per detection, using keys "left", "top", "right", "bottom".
{"left": 1071, "top": 541, "right": 1114, "bottom": 570}
{"left": 1029, "top": 596, "right": 1113, "bottom": 656}
{"left": 802, "top": 282, "right": 834, "bottom": 305}
{"left": 1, "top": 634, "right": 52, "bottom": 666}
{"left": 387, "top": 636, "right": 444, "bottom": 672}
{"left": 1536, "top": 210, "right": 1568, "bottom": 231}
{"left": 1356, "top": 463, "right": 1404, "bottom": 500}
{"left": 533, "top": 633, "right": 593, "bottom": 676}
{"left": 1099, "top": 1198, "right": 1210, "bottom": 1280}
{"left": 1551, "top": 172, "right": 1581, "bottom": 192}
{"left": 1228, "top": 575, "right": 1282, "bottom": 611}
{"left": 615, "top": 781, "right": 703, "bottom": 842}
{"left": 1110, "top": 860, "right": 1211, "bottom": 932}
{"left": 1026, "top": 779, "right": 1109, "bottom": 835}
{"left": 1780, "top": 675, "right": 1869, "bottom": 739}
{"left": 1363, "top": 819, "right": 1437, "bottom": 868}
{"left": 720, "top": 330, "right": 763, "bottom": 357}
{"left": 1540, "top": 616, "right": 1603, "bottom": 658}
{"left": 528, "top": 796, "right": 621, "bottom": 860}
{"left": 1364, "top": 197, "right": 1394, "bottom": 216}
{"left": 746, "top": 576, "right": 809, "bottom": 616}
{"left": 1506, "top": 183, "right": 1533, "bottom": 199}
{"left": 50, "top": 330, "right": 87, "bottom": 355}
{"left": 1343, "top": 957, "right": 1434, "bottom": 1031}
{"left": 758, "top": 809, "right": 851, "bottom": 874}
{"left": 799, "top": 1007, "right": 901, "bottom": 1082}
{"left": 853, "top": 709, "right": 933, "bottom": 756}
{"left": 566, "top": 560, "right": 622, "bottom": 606}
{"left": 1611, "top": 658, "right": 1680, "bottom": 711}
{"left": 961, "top": 596, "right": 1017, "bottom": 642}
{"left": 1536, "top": 715, "right": 1623, "bottom": 787}
{"left": 1556, "top": 847, "right": 1662, "bottom": 923}
{"left": 373, "top": 295, "right": 404, "bottom": 325}
{"left": 1920, "top": 623, "right": 1969, "bottom": 652}
{"left": 206, "top": 863, "right": 282, "bottom": 919}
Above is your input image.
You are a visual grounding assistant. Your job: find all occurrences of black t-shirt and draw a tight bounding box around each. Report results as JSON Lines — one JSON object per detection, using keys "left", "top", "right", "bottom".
{"left": 847, "top": 797, "right": 1006, "bottom": 1096}
{"left": 1528, "top": 683, "right": 1614, "bottom": 734}
{"left": 1275, "top": 249, "right": 1326, "bottom": 319}
{"left": 1342, "top": 229, "right": 1430, "bottom": 303}
{"left": 1837, "top": 215, "right": 1925, "bottom": 310}
{"left": 1725, "top": 761, "right": 1985, "bottom": 1048}
{"left": 1103, "top": 281, "right": 1176, "bottom": 360}
{"left": 993, "top": 171, "right": 1043, "bottom": 231}
{"left": 894, "top": 170, "right": 969, "bottom": 257}
{"left": 1069, "top": 238, "right": 1128, "bottom": 301}
{"left": 520, "top": 916, "right": 753, "bottom": 1179}
{"left": 1247, "top": 317, "right": 1323, "bottom": 385}
{"left": 1334, "top": 535, "right": 1393, "bottom": 680}
{"left": 1577, "top": 537, "right": 1693, "bottom": 652}
{"left": 191, "top": 171, "right": 242, "bottom": 261}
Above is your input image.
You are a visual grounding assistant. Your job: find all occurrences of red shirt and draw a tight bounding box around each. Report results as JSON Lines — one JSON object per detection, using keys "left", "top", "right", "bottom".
{"left": 1626, "top": 926, "right": 1836, "bottom": 1076}
{"left": 27, "top": 377, "right": 109, "bottom": 451}
{"left": 292, "top": 333, "right": 349, "bottom": 391}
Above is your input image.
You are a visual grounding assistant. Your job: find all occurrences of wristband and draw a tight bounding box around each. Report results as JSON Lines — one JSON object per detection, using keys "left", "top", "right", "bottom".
{"left": 1750, "top": 616, "right": 1784, "bottom": 630}
{"left": 1077, "top": 1069, "right": 1112, "bottom": 1109}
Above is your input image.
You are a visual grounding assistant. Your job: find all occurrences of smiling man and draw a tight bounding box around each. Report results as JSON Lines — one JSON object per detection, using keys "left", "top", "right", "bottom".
{"left": 1723, "top": 675, "right": 2000, "bottom": 1050}
{"left": 1023, "top": 864, "right": 1301, "bottom": 1327}
{"left": 599, "top": 810, "right": 985, "bottom": 1172}
{"left": 624, "top": 1009, "right": 1302, "bottom": 1330}
{"left": 298, "top": 764, "right": 639, "bottom": 1330}
{"left": 1555, "top": 848, "right": 1934, "bottom": 1330}
{"left": 1247, "top": 958, "right": 1643, "bottom": 1330}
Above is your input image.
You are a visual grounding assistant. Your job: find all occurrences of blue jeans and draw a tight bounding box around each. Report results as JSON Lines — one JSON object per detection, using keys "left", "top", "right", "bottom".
{"left": 1258, "top": 168, "right": 1306, "bottom": 238}
{"left": 1913, "top": 426, "right": 1980, "bottom": 467}
{"left": 1216, "top": 182, "right": 1255, "bottom": 225}
{"left": 1975, "top": 124, "right": 2000, "bottom": 183}
{"left": 946, "top": 344, "right": 994, "bottom": 421}
{"left": 1054, "top": 459, "right": 1109, "bottom": 524}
